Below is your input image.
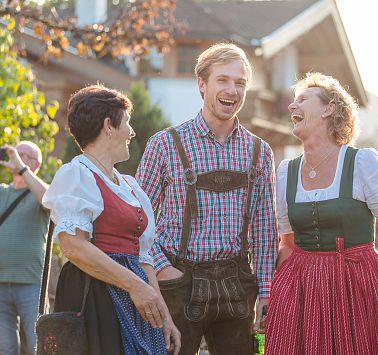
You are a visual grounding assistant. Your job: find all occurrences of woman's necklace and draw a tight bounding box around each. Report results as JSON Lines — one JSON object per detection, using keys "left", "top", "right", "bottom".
{"left": 84, "top": 152, "right": 118, "bottom": 184}
{"left": 304, "top": 147, "right": 338, "bottom": 179}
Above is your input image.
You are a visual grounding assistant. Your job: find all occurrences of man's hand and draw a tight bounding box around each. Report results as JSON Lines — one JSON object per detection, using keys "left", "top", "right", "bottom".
{"left": 0, "top": 146, "right": 25, "bottom": 173}
{"left": 253, "top": 297, "right": 269, "bottom": 333}
{"left": 276, "top": 233, "right": 294, "bottom": 269}
{"left": 157, "top": 266, "right": 184, "bottom": 281}
{"left": 162, "top": 316, "right": 181, "bottom": 355}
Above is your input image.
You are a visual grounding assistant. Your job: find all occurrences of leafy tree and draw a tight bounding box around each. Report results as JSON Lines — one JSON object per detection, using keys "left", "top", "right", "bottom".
{"left": 63, "top": 81, "right": 170, "bottom": 176}
{"left": 0, "top": 23, "right": 60, "bottom": 183}
{"left": 119, "top": 81, "right": 170, "bottom": 175}
{"left": 0, "top": 0, "right": 182, "bottom": 60}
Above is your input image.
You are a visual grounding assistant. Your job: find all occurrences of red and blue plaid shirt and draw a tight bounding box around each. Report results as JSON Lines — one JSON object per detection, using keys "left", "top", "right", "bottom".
{"left": 136, "top": 111, "right": 278, "bottom": 298}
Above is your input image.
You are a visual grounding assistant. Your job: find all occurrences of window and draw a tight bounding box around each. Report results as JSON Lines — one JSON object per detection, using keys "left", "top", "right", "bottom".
{"left": 177, "top": 45, "right": 198, "bottom": 75}
{"left": 139, "top": 48, "right": 163, "bottom": 75}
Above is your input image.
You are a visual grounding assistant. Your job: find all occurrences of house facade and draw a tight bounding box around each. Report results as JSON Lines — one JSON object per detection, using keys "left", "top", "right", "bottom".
{"left": 23, "top": 0, "right": 367, "bottom": 162}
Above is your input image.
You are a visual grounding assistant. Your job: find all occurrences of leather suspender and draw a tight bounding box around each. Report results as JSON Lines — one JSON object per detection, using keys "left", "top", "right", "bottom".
{"left": 241, "top": 137, "right": 261, "bottom": 259}
{"left": 168, "top": 127, "right": 261, "bottom": 261}
{"left": 169, "top": 128, "right": 198, "bottom": 218}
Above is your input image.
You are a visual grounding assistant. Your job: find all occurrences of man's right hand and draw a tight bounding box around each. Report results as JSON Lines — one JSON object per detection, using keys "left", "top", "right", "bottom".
{"left": 157, "top": 266, "right": 184, "bottom": 281}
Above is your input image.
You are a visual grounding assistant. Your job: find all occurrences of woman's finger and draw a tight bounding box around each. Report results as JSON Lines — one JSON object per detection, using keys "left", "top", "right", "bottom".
{"left": 143, "top": 308, "right": 158, "bottom": 328}
{"left": 148, "top": 303, "right": 163, "bottom": 328}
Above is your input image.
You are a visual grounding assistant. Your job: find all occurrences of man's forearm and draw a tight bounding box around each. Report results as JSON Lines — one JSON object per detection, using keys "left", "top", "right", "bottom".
{"left": 20, "top": 167, "right": 49, "bottom": 204}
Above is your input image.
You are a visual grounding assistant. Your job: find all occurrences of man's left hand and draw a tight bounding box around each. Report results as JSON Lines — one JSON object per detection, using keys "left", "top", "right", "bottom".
{"left": 0, "top": 146, "right": 25, "bottom": 173}
{"left": 253, "top": 297, "right": 269, "bottom": 333}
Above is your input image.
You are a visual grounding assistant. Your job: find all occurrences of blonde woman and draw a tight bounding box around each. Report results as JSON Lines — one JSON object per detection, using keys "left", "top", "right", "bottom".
{"left": 265, "top": 73, "right": 378, "bottom": 354}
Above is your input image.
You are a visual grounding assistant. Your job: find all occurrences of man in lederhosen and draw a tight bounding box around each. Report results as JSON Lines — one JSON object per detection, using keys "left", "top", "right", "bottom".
{"left": 136, "top": 43, "right": 278, "bottom": 355}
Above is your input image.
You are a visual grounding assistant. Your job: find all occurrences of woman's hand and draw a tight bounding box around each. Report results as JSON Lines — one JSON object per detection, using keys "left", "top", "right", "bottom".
{"left": 128, "top": 280, "right": 167, "bottom": 328}
{"left": 162, "top": 316, "right": 181, "bottom": 355}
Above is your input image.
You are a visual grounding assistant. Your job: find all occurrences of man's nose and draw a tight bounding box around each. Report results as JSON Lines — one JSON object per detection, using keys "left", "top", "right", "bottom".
{"left": 226, "top": 82, "right": 237, "bottom": 95}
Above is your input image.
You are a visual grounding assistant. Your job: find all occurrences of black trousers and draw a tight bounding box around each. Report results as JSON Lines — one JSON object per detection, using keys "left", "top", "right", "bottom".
{"left": 159, "top": 257, "right": 258, "bottom": 355}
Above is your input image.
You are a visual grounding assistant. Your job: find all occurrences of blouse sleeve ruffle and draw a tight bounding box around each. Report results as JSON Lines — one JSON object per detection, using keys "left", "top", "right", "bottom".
{"left": 43, "top": 158, "right": 104, "bottom": 239}
{"left": 276, "top": 159, "right": 293, "bottom": 234}
{"left": 354, "top": 148, "right": 378, "bottom": 217}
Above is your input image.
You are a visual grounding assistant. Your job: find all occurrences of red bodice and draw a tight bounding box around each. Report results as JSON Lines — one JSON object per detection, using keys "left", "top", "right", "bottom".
{"left": 92, "top": 173, "right": 148, "bottom": 255}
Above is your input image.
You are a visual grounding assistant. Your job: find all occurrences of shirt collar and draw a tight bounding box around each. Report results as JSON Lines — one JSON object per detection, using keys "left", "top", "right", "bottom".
{"left": 194, "top": 110, "right": 241, "bottom": 139}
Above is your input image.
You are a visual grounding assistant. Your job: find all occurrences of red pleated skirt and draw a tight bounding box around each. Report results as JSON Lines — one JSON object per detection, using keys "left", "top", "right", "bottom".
{"left": 265, "top": 239, "right": 378, "bottom": 355}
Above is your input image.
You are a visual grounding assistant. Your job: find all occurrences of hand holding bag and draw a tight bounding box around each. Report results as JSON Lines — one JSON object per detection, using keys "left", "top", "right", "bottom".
{"left": 35, "top": 220, "right": 91, "bottom": 355}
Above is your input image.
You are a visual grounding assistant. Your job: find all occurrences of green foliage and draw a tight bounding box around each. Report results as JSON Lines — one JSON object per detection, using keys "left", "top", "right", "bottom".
{"left": 120, "top": 81, "right": 170, "bottom": 174}
{"left": 63, "top": 81, "right": 170, "bottom": 176}
{"left": 0, "top": 23, "right": 61, "bottom": 183}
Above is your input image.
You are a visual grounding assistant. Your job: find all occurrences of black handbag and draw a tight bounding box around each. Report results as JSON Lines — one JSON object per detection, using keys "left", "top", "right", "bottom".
{"left": 35, "top": 220, "right": 91, "bottom": 355}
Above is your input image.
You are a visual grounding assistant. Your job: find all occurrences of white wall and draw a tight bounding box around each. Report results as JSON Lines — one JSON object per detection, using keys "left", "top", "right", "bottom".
{"left": 272, "top": 46, "right": 298, "bottom": 92}
{"left": 147, "top": 78, "right": 203, "bottom": 125}
{"left": 357, "top": 91, "right": 378, "bottom": 149}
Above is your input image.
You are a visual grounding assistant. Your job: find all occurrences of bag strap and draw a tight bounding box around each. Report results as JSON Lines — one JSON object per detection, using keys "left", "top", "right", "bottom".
{"left": 38, "top": 220, "right": 91, "bottom": 315}
{"left": 0, "top": 189, "right": 30, "bottom": 227}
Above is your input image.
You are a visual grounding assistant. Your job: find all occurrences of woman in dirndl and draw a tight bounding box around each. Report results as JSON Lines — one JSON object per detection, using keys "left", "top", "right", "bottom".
{"left": 265, "top": 72, "right": 378, "bottom": 355}
{"left": 43, "top": 85, "right": 180, "bottom": 355}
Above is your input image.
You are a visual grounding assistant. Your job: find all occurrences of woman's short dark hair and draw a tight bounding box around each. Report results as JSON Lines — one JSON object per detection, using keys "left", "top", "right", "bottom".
{"left": 68, "top": 84, "right": 133, "bottom": 149}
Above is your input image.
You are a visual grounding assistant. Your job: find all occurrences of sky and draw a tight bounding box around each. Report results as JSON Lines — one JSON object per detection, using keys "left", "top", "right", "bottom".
{"left": 337, "top": 0, "right": 378, "bottom": 97}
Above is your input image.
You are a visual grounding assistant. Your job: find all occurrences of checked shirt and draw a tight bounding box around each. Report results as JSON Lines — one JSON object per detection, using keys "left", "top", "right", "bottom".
{"left": 136, "top": 111, "right": 278, "bottom": 298}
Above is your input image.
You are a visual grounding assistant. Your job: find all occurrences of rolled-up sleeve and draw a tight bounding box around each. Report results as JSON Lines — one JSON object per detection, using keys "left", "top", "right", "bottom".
{"left": 251, "top": 143, "right": 279, "bottom": 299}
{"left": 136, "top": 133, "right": 172, "bottom": 272}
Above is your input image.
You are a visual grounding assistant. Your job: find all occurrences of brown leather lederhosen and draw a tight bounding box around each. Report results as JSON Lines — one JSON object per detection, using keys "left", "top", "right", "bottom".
{"left": 163, "top": 127, "right": 261, "bottom": 320}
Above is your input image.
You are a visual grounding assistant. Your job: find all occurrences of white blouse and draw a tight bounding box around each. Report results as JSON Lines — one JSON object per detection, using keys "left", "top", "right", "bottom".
{"left": 42, "top": 155, "right": 155, "bottom": 266}
{"left": 277, "top": 145, "right": 378, "bottom": 234}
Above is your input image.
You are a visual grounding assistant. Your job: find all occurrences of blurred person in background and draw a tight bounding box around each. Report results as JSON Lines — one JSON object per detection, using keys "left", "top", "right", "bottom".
{"left": 0, "top": 142, "right": 49, "bottom": 355}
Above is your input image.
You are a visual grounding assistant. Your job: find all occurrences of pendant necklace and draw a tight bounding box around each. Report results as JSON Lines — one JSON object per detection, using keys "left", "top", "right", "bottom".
{"left": 84, "top": 152, "right": 118, "bottom": 184}
{"left": 304, "top": 147, "right": 338, "bottom": 179}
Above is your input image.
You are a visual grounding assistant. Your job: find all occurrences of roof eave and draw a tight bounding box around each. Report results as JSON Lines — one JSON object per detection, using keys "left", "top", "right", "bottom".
{"left": 259, "top": 0, "right": 330, "bottom": 59}
{"left": 259, "top": 0, "right": 368, "bottom": 106}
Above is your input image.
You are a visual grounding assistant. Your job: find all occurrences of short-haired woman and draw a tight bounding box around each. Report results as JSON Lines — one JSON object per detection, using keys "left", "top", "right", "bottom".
{"left": 43, "top": 85, "right": 180, "bottom": 355}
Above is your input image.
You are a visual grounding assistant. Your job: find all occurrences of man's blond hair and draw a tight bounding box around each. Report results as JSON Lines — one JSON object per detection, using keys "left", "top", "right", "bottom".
{"left": 195, "top": 43, "right": 252, "bottom": 87}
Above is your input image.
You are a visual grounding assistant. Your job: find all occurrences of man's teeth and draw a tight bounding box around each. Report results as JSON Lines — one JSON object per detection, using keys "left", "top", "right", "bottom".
{"left": 219, "top": 98, "right": 236, "bottom": 106}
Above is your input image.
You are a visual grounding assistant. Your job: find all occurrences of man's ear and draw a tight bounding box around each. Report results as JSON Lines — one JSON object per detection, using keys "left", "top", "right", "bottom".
{"left": 31, "top": 160, "right": 41, "bottom": 174}
{"left": 198, "top": 77, "right": 206, "bottom": 98}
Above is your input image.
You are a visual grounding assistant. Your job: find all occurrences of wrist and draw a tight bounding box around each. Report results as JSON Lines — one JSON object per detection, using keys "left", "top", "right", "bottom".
{"left": 18, "top": 166, "right": 29, "bottom": 176}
